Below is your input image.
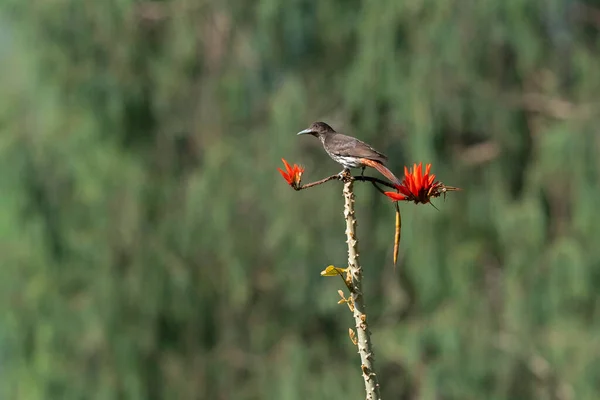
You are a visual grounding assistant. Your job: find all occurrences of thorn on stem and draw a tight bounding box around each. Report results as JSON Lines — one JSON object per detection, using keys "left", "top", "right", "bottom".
{"left": 349, "top": 328, "right": 358, "bottom": 346}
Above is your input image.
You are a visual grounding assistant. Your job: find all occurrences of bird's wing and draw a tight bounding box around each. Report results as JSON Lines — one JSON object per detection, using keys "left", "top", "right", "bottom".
{"left": 327, "top": 133, "right": 389, "bottom": 164}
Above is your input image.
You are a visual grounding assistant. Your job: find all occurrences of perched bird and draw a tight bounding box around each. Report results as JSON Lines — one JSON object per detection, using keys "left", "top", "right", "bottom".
{"left": 297, "top": 121, "right": 401, "bottom": 185}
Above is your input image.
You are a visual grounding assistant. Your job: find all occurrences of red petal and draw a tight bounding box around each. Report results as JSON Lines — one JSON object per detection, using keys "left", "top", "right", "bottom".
{"left": 427, "top": 174, "right": 435, "bottom": 187}
{"left": 408, "top": 173, "right": 418, "bottom": 195}
{"left": 384, "top": 191, "right": 407, "bottom": 201}
{"left": 281, "top": 158, "right": 293, "bottom": 175}
{"left": 415, "top": 163, "right": 423, "bottom": 189}
{"left": 277, "top": 167, "right": 292, "bottom": 184}
{"left": 396, "top": 184, "right": 410, "bottom": 196}
{"left": 408, "top": 164, "right": 417, "bottom": 192}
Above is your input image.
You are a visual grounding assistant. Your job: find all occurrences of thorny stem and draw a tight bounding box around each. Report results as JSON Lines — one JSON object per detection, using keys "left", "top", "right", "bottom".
{"left": 342, "top": 177, "right": 382, "bottom": 400}
{"left": 293, "top": 170, "right": 387, "bottom": 398}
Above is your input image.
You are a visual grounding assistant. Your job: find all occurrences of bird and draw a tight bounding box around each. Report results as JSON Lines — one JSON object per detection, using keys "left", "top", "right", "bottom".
{"left": 297, "top": 121, "right": 401, "bottom": 185}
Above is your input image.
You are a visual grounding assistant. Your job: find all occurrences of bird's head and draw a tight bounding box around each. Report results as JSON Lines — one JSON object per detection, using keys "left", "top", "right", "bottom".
{"left": 297, "top": 121, "right": 335, "bottom": 137}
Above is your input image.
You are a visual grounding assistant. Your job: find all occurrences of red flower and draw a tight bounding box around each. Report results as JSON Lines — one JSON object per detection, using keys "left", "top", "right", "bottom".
{"left": 384, "top": 163, "right": 459, "bottom": 204}
{"left": 278, "top": 158, "right": 304, "bottom": 188}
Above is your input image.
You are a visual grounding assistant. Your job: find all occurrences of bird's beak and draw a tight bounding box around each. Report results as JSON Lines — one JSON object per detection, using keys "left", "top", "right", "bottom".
{"left": 297, "top": 128, "right": 313, "bottom": 136}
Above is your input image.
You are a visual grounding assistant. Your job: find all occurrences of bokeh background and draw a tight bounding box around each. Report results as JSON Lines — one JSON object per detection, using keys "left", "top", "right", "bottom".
{"left": 1, "top": 1, "right": 600, "bottom": 399}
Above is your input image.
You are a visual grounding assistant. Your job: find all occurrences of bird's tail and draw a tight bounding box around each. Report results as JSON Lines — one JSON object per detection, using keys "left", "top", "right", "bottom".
{"left": 360, "top": 158, "right": 402, "bottom": 186}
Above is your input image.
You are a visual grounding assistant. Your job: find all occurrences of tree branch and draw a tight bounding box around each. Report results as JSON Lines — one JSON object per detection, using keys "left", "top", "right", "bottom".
{"left": 294, "top": 174, "right": 339, "bottom": 190}
{"left": 354, "top": 175, "right": 397, "bottom": 189}
{"left": 294, "top": 173, "right": 397, "bottom": 191}
{"left": 342, "top": 177, "right": 382, "bottom": 400}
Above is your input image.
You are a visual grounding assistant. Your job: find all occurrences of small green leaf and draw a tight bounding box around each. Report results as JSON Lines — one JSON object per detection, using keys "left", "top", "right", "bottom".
{"left": 320, "top": 265, "right": 347, "bottom": 277}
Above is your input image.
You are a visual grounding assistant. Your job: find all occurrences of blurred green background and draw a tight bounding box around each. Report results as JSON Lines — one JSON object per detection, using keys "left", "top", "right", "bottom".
{"left": 1, "top": 1, "right": 600, "bottom": 399}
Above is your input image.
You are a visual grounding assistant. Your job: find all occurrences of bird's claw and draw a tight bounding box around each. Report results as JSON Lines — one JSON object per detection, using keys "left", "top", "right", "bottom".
{"left": 337, "top": 169, "right": 352, "bottom": 181}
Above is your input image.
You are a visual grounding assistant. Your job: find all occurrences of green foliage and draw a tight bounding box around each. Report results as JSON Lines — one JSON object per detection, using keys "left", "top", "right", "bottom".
{"left": 1, "top": 0, "right": 600, "bottom": 398}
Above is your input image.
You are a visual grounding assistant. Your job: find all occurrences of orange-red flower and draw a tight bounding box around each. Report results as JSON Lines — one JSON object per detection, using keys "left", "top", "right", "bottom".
{"left": 278, "top": 158, "right": 304, "bottom": 189}
{"left": 384, "top": 163, "right": 458, "bottom": 204}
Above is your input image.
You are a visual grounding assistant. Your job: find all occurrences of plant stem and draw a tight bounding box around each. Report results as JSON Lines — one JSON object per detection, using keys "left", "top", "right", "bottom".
{"left": 342, "top": 178, "right": 382, "bottom": 400}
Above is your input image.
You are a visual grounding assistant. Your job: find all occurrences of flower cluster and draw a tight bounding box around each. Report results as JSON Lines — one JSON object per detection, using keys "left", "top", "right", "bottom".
{"left": 384, "top": 163, "right": 458, "bottom": 204}
{"left": 278, "top": 158, "right": 304, "bottom": 189}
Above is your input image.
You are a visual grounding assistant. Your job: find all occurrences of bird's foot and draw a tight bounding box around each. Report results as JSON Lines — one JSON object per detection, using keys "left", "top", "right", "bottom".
{"left": 337, "top": 169, "right": 352, "bottom": 181}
